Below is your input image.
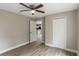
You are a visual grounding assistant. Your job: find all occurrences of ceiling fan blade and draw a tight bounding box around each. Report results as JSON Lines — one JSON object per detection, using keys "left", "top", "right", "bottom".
{"left": 36, "top": 10, "right": 45, "bottom": 13}
{"left": 20, "top": 10, "right": 30, "bottom": 12}
{"left": 34, "top": 4, "right": 43, "bottom": 9}
{"left": 19, "top": 3, "right": 31, "bottom": 9}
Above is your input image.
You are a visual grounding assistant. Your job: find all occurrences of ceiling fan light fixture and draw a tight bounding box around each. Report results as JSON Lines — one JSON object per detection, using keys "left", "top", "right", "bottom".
{"left": 30, "top": 10, "right": 35, "bottom": 13}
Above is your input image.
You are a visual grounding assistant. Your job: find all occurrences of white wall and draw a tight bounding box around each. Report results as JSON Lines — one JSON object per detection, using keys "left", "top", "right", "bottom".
{"left": 45, "top": 10, "right": 78, "bottom": 51}
{"left": 0, "top": 9, "right": 30, "bottom": 53}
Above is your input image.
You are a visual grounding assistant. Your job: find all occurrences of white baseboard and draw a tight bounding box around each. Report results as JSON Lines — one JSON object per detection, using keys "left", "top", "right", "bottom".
{"left": 0, "top": 41, "right": 29, "bottom": 54}
{"left": 45, "top": 43, "right": 78, "bottom": 54}
{"left": 45, "top": 43, "right": 54, "bottom": 47}
{"left": 0, "top": 42, "right": 78, "bottom": 55}
{"left": 0, "top": 40, "right": 37, "bottom": 54}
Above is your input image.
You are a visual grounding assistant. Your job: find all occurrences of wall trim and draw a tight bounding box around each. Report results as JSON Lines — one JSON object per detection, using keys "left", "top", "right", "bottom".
{"left": 0, "top": 41, "right": 29, "bottom": 54}
{"left": 45, "top": 43, "right": 78, "bottom": 54}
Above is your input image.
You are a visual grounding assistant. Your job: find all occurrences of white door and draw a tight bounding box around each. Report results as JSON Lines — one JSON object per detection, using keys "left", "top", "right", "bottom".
{"left": 53, "top": 18, "right": 67, "bottom": 49}
{"left": 30, "top": 20, "right": 37, "bottom": 42}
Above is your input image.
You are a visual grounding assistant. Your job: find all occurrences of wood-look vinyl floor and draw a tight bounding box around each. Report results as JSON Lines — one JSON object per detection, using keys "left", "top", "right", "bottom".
{"left": 0, "top": 41, "right": 77, "bottom": 56}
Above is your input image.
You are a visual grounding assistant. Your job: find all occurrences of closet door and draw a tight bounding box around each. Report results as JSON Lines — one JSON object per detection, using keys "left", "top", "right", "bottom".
{"left": 53, "top": 18, "right": 67, "bottom": 49}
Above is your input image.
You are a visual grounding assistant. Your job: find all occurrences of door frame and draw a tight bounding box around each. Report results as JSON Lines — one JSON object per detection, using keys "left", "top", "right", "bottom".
{"left": 29, "top": 19, "right": 30, "bottom": 44}
{"left": 29, "top": 19, "right": 37, "bottom": 44}
{"left": 52, "top": 16, "right": 67, "bottom": 49}
{"left": 29, "top": 18, "right": 46, "bottom": 45}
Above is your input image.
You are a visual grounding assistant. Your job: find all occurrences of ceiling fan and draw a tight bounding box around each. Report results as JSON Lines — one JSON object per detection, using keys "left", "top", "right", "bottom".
{"left": 19, "top": 3, "right": 45, "bottom": 15}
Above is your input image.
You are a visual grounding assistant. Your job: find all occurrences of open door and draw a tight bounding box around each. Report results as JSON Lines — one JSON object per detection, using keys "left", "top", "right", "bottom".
{"left": 30, "top": 20, "right": 37, "bottom": 43}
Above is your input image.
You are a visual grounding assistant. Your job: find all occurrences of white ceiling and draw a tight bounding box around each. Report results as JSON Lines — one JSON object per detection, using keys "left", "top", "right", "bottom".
{"left": 0, "top": 3, "right": 79, "bottom": 18}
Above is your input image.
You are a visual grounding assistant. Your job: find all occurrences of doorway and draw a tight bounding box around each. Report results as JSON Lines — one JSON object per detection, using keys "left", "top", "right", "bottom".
{"left": 29, "top": 19, "right": 44, "bottom": 44}
{"left": 30, "top": 20, "right": 37, "bottom": 43}
{"left": 36, "top": 20, "right": 42, "bottom": 43}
